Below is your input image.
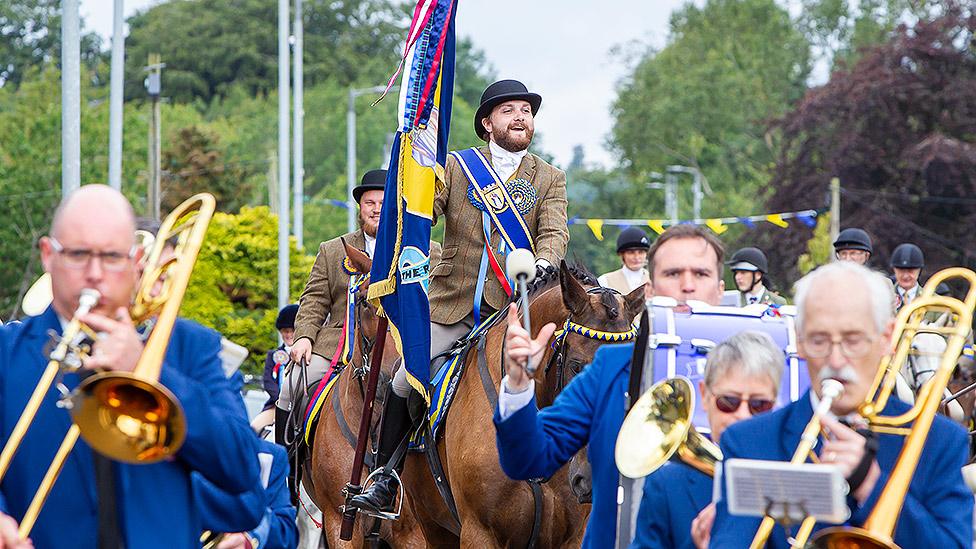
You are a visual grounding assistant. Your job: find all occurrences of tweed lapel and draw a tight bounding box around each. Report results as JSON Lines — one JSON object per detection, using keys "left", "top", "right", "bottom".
{"left": 514, "top": 151, "right": 538, "bottom": 186}
{"left": 347, "top": 229, "right": 366, "bottom": 255}
{"left": 23, "top": 307, "right": 97, "bottom": 508}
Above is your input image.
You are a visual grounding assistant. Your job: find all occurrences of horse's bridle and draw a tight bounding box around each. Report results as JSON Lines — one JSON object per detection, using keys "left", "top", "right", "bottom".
{"left": 543, "top": 286, "right": 638, "bottom": 394}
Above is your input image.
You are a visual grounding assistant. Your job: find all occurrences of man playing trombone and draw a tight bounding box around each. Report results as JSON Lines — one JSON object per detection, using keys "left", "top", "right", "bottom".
{"left": 710, "top": 261, "right": 973, "bottom": 548}
{"left": 0, "top": 185, "right": 260, "bottom": 548}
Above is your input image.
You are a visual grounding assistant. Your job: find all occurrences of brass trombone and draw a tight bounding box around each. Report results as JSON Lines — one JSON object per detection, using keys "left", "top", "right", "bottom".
{"left": 0, "top": 193, "right": 215, "bottom": 539}
{"left": 749, "top": 267, "right": 976, "bottom": 549}
{"left": 808, "top": 267, "right": 976, "bottom": 549}
{"left": 615, "top": 376, "right": 723, "bottom": 479}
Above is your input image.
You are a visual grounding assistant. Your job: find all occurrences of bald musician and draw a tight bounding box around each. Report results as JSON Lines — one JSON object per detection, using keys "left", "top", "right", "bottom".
{"left": 710, "top": 261, "right": 972, "bottom": 548}
{"left": 0, "top": 185, "right": 260, "bottom": 549}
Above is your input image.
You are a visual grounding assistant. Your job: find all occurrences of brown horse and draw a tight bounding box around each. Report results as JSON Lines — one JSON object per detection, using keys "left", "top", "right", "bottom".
{"left": 403, "top": 261, "right": 645, "bottom": 547}
{"left": 304, "top": 241, "right": 426, "bottom": 548}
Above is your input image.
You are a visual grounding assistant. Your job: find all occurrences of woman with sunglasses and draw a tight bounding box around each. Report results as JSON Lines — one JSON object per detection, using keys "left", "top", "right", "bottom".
{"left": 631, "top": 330, "right": 784, "bottom": 549}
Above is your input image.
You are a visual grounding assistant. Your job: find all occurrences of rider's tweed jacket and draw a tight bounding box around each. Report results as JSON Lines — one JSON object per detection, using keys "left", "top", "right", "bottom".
{"left": 429, "top": 145, "right": 569, "bottom": 325}
{"left": 294, "top": 230, "right": 443, "bottom": 359}
{"left": 293, "top": 229, "right": 365, "bottom": 359}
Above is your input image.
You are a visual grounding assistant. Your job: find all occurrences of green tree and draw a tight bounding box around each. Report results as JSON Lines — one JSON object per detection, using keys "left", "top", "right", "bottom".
{"left": 123, "top": 0, "right": 404, "bottom": 103}
{"left": 797, "top": 213, "right": 833, "bottom": 275}
{"left": 611, "top": 0, "right": 811, "bottom": 224}
{"left": 797, "top": 0, "right": 941, "bottom": 69}
{"left": 181, "top": 206, "right": 313, "bottom": 375}
{"left": 0, "top": 0, "right": 102, "bottom": 89}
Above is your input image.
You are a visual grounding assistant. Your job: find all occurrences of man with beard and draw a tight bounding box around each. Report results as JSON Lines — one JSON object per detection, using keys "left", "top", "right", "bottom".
{"left": 350, "top": 79, "right": 569, "bottom": 513}
{"left": 709, "top": 261, "right": 972, "bottom": 548}
{"left": 277, "top": 170, "right": 388, "bottom": 442}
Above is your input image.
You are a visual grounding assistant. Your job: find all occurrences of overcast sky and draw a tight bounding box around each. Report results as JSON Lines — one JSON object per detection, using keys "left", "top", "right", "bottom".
{"left": 82, "top": 0, "right": 695, "bottom": 168}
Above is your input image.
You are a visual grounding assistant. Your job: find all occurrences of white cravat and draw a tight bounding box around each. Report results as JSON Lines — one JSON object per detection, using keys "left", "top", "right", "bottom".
{"left": 364, "top": 234, "right": 376, "bottom": 258}
{"left": 489, "top": 140, "right": 527, "bottom": 183}
{"left": 622, "top": 267, "right": 645, "bottom": 292}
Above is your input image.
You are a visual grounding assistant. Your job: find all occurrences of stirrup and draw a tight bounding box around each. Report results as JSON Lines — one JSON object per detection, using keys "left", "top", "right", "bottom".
{"left": 343, "top": 468, "right": 404, "bottom": 521}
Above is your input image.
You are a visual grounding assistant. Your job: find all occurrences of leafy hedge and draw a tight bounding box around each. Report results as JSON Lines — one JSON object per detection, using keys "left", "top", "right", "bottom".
{"left": 182, "top": 206, "right": 315, "bottom": 375}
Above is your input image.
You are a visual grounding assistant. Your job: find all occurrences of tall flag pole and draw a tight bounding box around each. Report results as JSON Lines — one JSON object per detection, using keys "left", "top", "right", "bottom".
{"left": 368, "top": 0, "right": 457, "bottom": 405}
{"left": 339, "top": 1, "right": 457, "bottom": 539}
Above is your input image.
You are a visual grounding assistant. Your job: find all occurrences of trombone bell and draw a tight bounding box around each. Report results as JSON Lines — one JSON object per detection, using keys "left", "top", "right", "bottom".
{"left": 615, "top": 376, "right": 722, "bottom": 479}
{"left": 71, "top": 371, "right": 186, "bottom": 463}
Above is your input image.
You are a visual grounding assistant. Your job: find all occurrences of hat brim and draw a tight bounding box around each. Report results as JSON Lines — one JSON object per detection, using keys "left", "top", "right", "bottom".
{"left": 617, "top": 244, "right": 650, "bottom": 253}
{"left": 353, "top": 183, "right": 385, "bottom": 203}
{"left": 729, "top": 262, "right": 760, "bottom": 272}
{"left": 475, "top": 92, "right": 542, "bottom": 141}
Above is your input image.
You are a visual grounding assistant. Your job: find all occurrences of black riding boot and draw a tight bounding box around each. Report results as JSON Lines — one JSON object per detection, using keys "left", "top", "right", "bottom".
{"left": 348, "top": 391, "right": 413, "bottom": 513}
{"left": 274, "top": 406, "right": 290, "bottom": 448}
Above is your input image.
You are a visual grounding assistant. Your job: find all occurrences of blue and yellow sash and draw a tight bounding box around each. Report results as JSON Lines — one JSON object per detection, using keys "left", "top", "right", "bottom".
{"left": 451, "top": 147, "right": 534, "bottom": 253}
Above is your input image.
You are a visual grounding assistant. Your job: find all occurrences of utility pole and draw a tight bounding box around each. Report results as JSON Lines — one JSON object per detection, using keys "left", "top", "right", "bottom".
{"left": 108, "top": 0, "right": 125, "bottom": 190}
{"left": 830, "top": 177, "right": 840, "bottom": 245}
{"left": 145, "top": 54, "right": 164, "bottom": 222}
{"left": 62, "top": 0, "right": 81, "bottom": 197}
{"left": 346, "top": 85, "right": 392, "bottom": 233}
{"left": 666, "top": 165, "right": 709, "bottom": 221}
{"left": 292, "top": 0, "right": 304, "bottom": 249}
{"left": 664, "top": 171, "right": 678, "bottom": 223}
{"left": 277, "top": 0, "right": 291, "bottom": 309}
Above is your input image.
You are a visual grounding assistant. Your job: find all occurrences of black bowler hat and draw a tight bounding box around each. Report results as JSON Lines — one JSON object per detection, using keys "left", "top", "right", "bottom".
{"left": 474, "top": 79, "right": 542, "bottom": 141}
{"left": 352, "top": 169, "right": 387, "bottom": 203}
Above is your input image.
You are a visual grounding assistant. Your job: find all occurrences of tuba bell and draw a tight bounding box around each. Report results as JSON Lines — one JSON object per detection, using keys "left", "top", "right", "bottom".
{"left": 615, "top": 376, "right": 723, "bottom": 479}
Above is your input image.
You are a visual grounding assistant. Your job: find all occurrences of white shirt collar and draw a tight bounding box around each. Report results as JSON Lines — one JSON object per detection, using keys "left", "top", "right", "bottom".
{"left": 746, "top": 286, "right": 766, "bottom": 300}
{"left": 488, "top": 140, "right": 527, "bottom": 182}
{"left": 364, "top": 233, "right": 376, "bottom": 258}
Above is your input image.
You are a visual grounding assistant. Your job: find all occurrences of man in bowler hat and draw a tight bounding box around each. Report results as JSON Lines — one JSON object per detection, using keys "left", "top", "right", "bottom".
{"left": 350, "top": 79, "right": 570, "bottom": 513}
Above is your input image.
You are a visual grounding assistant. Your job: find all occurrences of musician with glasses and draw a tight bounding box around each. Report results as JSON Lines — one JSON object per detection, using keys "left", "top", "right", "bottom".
{"left": 0, "top": 185, "right": 260, "bottom": 549}
{"left": 709, "top": 261, "right": 972, "bottom": 548}
{"left": 631, "top": 331, "right": 784, "bottom": 549}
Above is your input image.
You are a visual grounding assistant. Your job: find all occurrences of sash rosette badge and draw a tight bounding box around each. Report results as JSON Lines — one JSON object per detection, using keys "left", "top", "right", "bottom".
{"left": 398, "top": 246, "right": 432, "bottom": 294}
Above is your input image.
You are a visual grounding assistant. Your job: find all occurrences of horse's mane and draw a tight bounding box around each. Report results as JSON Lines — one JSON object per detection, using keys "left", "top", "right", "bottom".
{"left": 514, "top": 262, "right": 600, "bottom": 301}
{"left": 514, "top": 262, "right": 625, "bottom": 320}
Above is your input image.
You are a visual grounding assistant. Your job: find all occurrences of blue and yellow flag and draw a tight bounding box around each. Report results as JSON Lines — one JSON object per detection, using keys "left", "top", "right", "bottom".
{"left": 368, "top": 0, "right": 456, "bottom": 404}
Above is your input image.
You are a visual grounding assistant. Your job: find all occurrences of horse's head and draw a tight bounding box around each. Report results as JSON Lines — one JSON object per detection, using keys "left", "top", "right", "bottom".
{"left": 544, "top": 260, "right": 645, "bottom": 396}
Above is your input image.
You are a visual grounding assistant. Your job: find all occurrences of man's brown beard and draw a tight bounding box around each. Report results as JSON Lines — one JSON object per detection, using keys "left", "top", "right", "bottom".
{"left": 358, "top": 215, "right": 379, "bottom": 237}
{"left": 493, "top": 126, "right": 534, "bottom": 152}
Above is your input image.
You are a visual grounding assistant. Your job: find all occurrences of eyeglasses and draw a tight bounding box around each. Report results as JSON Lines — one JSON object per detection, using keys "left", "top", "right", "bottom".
{"left": 48, "top": 237, "right": 136, "bottom": 272}
{"left": 714, "top": 394, "right": 775, "bottom": 415}
{"left": 836, "top": 249, "right": 868, "bottom": 261}
{"left": 801, "top": 333, "right": 875, "bottom": 359}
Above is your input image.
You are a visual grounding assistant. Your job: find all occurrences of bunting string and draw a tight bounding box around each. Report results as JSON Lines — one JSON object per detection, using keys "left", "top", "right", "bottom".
{"left": 570, "top": 208, "right": 823, "bottom": 240}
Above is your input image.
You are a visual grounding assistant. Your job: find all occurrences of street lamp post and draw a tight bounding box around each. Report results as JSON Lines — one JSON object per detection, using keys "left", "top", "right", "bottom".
{"left": 666, "top": 165, "right": 711, "bottom": 221}
{"left": 346, "top": 85, "right": 392, "bottom": 233}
